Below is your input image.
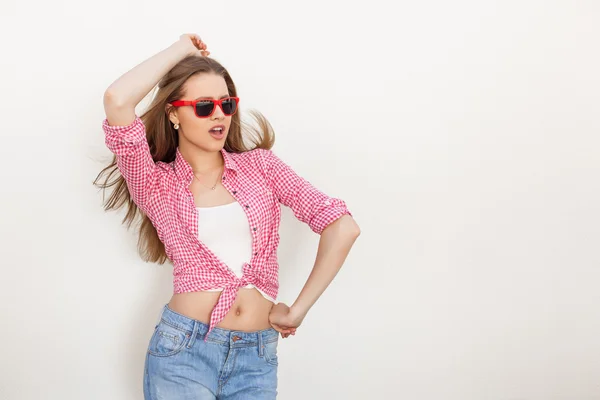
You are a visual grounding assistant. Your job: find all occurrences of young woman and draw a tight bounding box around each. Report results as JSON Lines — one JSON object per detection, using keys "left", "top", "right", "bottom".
{"left": 94, "top": 33, "right": 360, "bottom": 399}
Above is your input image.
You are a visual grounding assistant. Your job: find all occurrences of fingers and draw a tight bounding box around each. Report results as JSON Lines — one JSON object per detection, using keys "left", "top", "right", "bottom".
{"left": 281, "top": 330, "right": 296, "bottom": 339}
{"left": 274, "top": 324, "right": 297, "bottom": 339}
{"left": 271, "top": 323, "right": 297, "bottom": 338}
{"left": 193, "top": 38, "right": 205, "bottom": 50}
{"left": 189, "top": 35, "right": 210, "bottom": 56}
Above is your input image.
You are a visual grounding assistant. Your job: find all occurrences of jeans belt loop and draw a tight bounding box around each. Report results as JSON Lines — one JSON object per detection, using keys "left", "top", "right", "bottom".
{"left": 187, "top": 320, "right": 198, "bottom": 348}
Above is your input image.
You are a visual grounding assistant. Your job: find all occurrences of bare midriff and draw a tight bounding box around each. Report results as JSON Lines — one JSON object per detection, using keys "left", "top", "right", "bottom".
{"left": 167, "top": 288, "right": 274, "bottom": 331}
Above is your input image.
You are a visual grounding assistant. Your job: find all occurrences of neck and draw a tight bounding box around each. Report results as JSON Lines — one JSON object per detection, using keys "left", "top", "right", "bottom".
{"left": 180, "top": 145, "right": 224, "bottom": 175}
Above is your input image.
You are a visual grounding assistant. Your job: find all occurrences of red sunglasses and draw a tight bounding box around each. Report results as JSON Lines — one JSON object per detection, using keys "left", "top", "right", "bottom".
{"left": 170, "top": 96, "right": 240, "bottom": 118}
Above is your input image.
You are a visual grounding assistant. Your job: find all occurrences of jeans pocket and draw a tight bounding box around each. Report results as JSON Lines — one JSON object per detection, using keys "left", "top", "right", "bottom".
{"left": 147, "top": 320, "right": 190, "bottom": 357}
{"left": 263, "top": 338, "right": 279, "bottom": 366}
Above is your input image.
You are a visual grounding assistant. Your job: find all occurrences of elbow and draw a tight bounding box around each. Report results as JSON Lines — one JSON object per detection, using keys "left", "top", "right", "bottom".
{"left": 348, "top": 218, "right": 361, "bottom": 239}
{"left": 103, "top": 89, "right": 120, "bottom": 107}
{"left": 104, "top": 88, "right": 131, "bottom": 110}
{"left": 339, "top": 213, "right": 360, "bottom": 237}
{"left": 323, "top": 214, "right": 360, "bottom": 238}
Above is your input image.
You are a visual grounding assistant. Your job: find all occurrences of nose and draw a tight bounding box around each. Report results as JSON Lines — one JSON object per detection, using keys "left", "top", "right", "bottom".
{"left": 211, "top": 102, "right": 226, "bottom": 119}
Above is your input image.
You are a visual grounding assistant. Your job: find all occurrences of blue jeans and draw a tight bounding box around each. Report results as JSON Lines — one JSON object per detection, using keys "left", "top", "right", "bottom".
{"left": 143, "top": 304, "right": 279, "bottom": 399}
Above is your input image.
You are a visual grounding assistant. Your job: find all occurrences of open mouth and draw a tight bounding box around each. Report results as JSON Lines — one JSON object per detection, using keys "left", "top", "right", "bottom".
{"left": 209, "top": 125, "right": 226, "bottom": 139}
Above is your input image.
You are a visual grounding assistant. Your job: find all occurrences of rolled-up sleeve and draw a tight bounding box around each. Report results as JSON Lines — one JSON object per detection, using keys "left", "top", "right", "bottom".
{"left": 102, "top": 115, "right": 159, "bottom": 211}
{"left": 258, "top": 148, "right": 352, "bottom": 234}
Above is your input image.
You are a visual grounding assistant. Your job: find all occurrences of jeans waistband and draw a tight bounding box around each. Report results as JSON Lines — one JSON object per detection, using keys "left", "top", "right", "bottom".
{"left": 158, "top": 303, "right": 279, "bottom": 348}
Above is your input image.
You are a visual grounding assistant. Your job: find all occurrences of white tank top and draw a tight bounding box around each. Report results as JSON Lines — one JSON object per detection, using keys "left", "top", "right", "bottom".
{"left": 196, "top": 202, "right": 275, "bottom": 303}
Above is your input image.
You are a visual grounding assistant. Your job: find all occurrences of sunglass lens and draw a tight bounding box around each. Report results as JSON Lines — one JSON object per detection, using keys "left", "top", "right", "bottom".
{"left": 221, "top": 98, "right": 238, "bottom": 115}
{"left": 195, "top": 101, "right": 215, "bottom": 117}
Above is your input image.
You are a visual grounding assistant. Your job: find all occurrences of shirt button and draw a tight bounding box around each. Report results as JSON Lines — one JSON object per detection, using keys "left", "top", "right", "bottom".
{"left": 233, "top": 190, "right": 237, "bottom": 195}
{"left": 254, "top": 252, "right": 258, "bottom": 256}
{"left": 245, "top": 205, "right": 250, "bottom": 209}
{"left": 253, "top": 227, "right": 257, "bottom": 231}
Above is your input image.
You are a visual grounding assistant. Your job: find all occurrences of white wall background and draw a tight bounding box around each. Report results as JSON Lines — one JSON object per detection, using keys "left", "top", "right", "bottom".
{"left": 1, "top": 0, "right": 599, "bottom": 399}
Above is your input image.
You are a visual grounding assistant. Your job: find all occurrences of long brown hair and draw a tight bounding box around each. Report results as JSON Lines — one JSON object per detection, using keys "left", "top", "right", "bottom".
{"left": 93, "top": 55, "right": 275, "bottom": 265}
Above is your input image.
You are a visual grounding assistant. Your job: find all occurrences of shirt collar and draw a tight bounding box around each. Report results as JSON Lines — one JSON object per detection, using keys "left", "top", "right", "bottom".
{"left": 174, "top": 147, "right": 237, "bottom": 184}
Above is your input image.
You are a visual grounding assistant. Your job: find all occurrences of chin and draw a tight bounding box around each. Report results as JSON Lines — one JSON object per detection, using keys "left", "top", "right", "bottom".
{"left": 208, "top": 143, "right": 226, "bottom": 152}
{"left": 191, "top": 141, "right": 221, "bottom": 153}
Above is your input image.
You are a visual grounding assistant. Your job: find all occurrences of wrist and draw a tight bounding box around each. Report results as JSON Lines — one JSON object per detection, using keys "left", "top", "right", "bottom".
{"left": 171, "top": 40, "right": 195, "bottom": 58}
{"left": 290, "top": 303, "right": 309, "bottom": 320}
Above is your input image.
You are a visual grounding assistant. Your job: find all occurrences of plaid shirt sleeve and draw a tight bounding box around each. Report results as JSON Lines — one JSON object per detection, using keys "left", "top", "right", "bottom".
{"left": 257, "top": 148, "right": 352, "bottom": 235}
{"left": 102, "top": 115, "right": 159, "bottom": 212}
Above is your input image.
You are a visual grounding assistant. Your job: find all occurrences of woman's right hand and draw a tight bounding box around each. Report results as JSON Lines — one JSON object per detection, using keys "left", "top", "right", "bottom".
{"left": 178, "top": 33, "right": 210, "bottom": 57}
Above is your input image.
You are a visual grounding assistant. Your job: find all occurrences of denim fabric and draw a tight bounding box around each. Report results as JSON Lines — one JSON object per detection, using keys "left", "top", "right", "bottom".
{"left": 143, "top": 304, "right": 279, "bottom": 399}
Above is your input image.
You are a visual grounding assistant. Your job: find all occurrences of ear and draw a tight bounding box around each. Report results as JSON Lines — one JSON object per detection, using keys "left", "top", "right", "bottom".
{"left": 165, "top": 104, "right": 178, "bottom": 125}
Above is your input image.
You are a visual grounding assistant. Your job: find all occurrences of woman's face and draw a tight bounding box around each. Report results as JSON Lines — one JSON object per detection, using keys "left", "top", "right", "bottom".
{"left": 170, "top": 73, "right": 232, "bottom": 153}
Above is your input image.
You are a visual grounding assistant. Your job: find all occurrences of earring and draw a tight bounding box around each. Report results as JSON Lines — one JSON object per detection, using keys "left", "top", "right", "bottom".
{"left": 174, "top": 123, "right": 179, "bottom": 130}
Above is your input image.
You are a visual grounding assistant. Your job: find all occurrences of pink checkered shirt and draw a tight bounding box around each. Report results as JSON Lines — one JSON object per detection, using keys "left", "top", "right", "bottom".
{"left": 103, "top": 115, "right": 352, "bottom": 340}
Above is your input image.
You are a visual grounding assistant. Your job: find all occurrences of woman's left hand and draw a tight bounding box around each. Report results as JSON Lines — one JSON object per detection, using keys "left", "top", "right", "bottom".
{"left": 269, "top": 302, "right": 306, "bottom": 339}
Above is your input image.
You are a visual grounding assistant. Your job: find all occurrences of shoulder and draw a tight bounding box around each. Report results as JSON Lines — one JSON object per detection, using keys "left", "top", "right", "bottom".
{"left": 228, "top": 148, "right": 275, "bottom": 172}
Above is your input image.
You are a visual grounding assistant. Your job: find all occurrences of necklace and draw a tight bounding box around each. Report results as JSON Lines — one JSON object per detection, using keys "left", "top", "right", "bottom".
{"left": 192, "top": 165, "right": 223, "bottom": 190}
